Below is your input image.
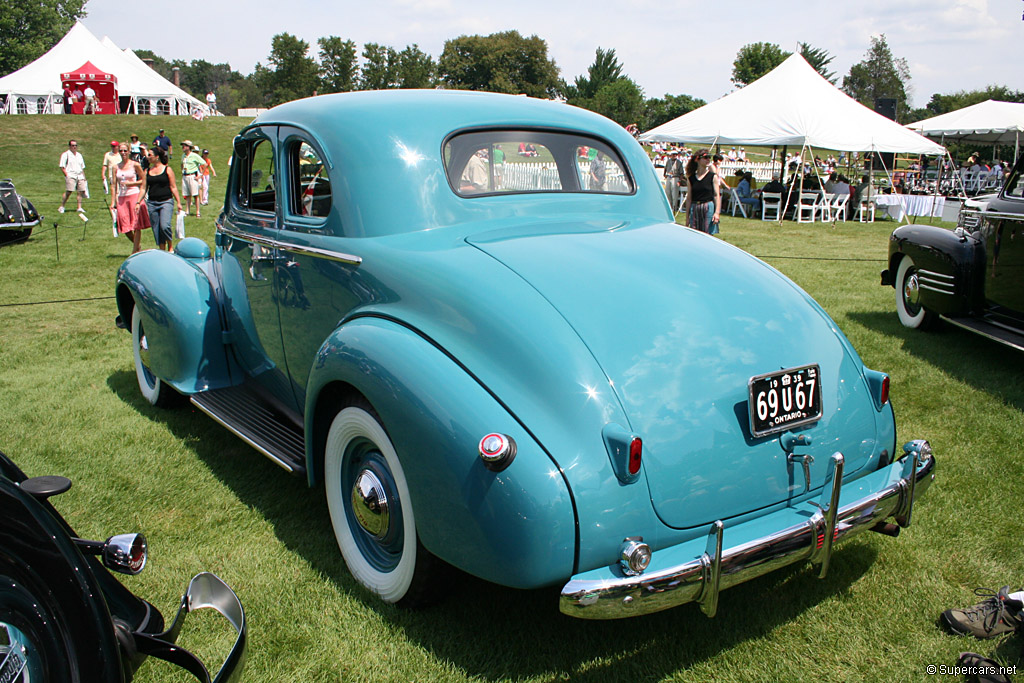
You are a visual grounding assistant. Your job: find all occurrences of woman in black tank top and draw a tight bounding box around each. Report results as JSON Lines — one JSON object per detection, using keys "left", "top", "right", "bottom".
{"left": 683, "top": 149, "right": 721, "bottom": 235}
{"left": 140, "top": 146, "right": 181, "bottom": 250}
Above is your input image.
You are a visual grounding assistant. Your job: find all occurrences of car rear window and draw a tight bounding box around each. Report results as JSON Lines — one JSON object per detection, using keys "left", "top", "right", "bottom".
{"left": 443, "top": 130, "right": 633, "bottom": 197}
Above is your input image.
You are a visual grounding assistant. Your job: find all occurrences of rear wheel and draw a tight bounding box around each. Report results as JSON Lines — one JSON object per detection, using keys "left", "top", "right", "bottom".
{"left": 324, "top": 401, "right": 439, "bottom": 605}
{"left": 0, "top": 573, "right": 74, "bottom": 682}
{"left": 895, "top": 257, "right": 938, "bottom": 330}
{"left": 131, "top": 304, "right": 179, "bottom": 407}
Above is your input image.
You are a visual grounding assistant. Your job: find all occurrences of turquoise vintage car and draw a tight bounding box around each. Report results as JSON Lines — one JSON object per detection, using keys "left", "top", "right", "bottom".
{"left": 115, "top": 90, "right": 934, "bottom": 619}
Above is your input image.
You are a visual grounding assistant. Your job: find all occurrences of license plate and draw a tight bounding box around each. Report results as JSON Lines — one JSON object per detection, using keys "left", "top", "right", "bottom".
{"left": 748, "top": 365, "right": 822, "bottom": 437}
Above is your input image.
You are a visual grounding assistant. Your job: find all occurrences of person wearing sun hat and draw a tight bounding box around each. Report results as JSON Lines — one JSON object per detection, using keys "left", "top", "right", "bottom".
{"left": 180, "top": 140, "right": 204, "bottom": 217}
{"left": 129, "top": 134, "right": 142, "bottom": 162}
{"left": 101, "top": 141, "right": 120, "bottom": 195}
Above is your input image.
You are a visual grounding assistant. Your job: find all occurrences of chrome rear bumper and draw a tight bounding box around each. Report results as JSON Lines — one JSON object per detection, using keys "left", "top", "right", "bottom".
{"left": 559, "top": 441, "right": 935, "bottom": 619}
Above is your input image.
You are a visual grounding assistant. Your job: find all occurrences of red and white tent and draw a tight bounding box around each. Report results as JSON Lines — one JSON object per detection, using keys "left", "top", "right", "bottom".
{"left": 61, "top": 61, "right": 118, "bottom": 114}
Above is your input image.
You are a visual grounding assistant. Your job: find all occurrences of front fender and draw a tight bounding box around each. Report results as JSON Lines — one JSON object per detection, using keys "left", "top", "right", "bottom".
{"left": 887, "top": 224, "right": 983, "bottom": 315}
{"left": 304, "top": 315, "right": 577, "bottom": 589}
{"left": 116, "top": 245, "right": 237, "bottom": 394}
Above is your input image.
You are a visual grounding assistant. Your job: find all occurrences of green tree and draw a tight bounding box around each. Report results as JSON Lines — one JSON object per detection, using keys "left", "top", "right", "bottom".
{"left": 438, "top": 30, "right": 559, "bottom": 98}
{"left": 360, "top": 43, "right": 398, "bottom": 90}
{"left": 589, "top": 78, "right": 644, "bottom": 126}
{"left": 641, "top": 93, "right": 707, "bottom": 131}
{"left": 0, "top": 0, "right": 87, "bottom": 76}
{"left": 919, "top": 85, "right": 1024, "bottom": 117}
{"left": 798, "top": 42, "right": 836, "bottom": 84}
{"left": 395, "top": 44, "right": 435, "bottom": 89}
{"left": 318, "top": 36, "right": 357, "bottom": 93}
{"left": 842, "top": 35, "right": 912, "bottom": 122}
{"left": 253, "top": 33, "right": 319, "bottom": 105}
{"left": 731, "top": 42, "right": 789, "bottom": 87}
{"left": 564, "top": 47, "right": 623, "bottom": 101}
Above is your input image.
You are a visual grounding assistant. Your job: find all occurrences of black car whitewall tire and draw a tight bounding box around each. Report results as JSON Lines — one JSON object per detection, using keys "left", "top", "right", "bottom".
{"left": 325, "top": 404, "right": 422, "bottom": 604}
{"left": 131, "top": 305, "right": 177, "bottom": 407}
{"left": 895, "top": 256, "right": 937, "bottom": 330}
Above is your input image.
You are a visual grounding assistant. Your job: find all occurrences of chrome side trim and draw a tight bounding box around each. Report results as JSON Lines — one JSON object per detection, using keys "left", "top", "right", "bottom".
{"left": 190, "top": 396, "right": 296, "bottom": 473}
{"left": 218, "top": 225, "right": 362, "bottom": 266}
{"left": 917, "top": 269, "right": 955, "bottom": 296}
{"left": 559, "top": 449, "right": 935, "bottom": 619}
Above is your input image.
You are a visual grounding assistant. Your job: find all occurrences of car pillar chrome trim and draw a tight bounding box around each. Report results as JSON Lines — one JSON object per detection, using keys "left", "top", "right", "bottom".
{"left": 351, "top": 469, "right": 390, "bottom": 540}
{"left": 558, "top": 450, "right": 935, "bottom": 619}
{"left": 698, "top": 520, "right": 724, "bottom": 618}
{"left": 218, "top": 224, "right": 362, "bottom": 266}
{"left": 816, "top": 452, "right": 844, "bottom": 579}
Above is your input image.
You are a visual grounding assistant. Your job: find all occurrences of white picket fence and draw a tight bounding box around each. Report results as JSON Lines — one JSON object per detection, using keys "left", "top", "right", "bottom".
{"left": 499, "top": 161, "right": 630, "bottom": 192}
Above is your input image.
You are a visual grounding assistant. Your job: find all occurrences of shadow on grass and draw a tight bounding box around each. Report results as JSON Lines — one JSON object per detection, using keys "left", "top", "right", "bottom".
{"left": 847, "top": 311, "right": 1024, "bottom": 412}
{"left": 108, "top": 368, "right": 880, "bottom": 681}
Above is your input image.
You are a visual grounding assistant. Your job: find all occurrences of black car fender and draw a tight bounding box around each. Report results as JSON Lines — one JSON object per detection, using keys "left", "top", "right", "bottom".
{"left": 884, "top": 224, "right": 984, "bottom": 316}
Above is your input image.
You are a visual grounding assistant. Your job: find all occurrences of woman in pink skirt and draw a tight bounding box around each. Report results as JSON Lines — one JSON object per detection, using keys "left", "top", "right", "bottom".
{"left": 109, "top": 143, "right": 150, "bottom": 253}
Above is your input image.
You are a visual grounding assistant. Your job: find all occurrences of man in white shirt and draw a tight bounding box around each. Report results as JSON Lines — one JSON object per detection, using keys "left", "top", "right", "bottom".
{"left": 101, "top": 141, "right": 120, "bottom": 195}
{"left": 83, "top": 85, "right": 97, "bottom": 114}
{"left": 59, "top": 140, "right": 87, "bottom": 213}
{"left": 206, "top": 90, "right": 217, "bottom": 113}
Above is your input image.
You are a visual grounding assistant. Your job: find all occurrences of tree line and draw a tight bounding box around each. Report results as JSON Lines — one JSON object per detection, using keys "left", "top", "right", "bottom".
{"left": 2, "top": 1, "right": 1022, "bottom": 130}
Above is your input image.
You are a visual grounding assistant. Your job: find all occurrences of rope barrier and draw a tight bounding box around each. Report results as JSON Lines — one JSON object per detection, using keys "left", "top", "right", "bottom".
{"left": 0, "top": 296, "right": 115, "bottom": 308}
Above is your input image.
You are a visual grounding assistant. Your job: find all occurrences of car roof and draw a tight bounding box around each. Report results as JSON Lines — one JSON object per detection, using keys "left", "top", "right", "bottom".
{"left": 244, "top": 90, "right": 670, "bottom": 237}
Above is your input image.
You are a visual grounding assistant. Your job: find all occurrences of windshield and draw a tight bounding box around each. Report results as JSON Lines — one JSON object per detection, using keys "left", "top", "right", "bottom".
{"left": 444, "top": 129, "right": 633, "bottom": 197}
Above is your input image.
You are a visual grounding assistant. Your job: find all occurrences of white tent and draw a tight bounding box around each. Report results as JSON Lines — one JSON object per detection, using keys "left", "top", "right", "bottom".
{"left": 641, "top": 54, "right": 944, "bottom": 155}
{"left": 906, "top": 100, "right": 1024, "bottom": 147}
{"left": 0, "top": 21, "right": 207, "bottom": 115}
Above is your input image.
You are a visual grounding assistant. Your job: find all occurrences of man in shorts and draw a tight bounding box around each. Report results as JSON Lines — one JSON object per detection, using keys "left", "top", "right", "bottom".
{"left": 59, "top": 140, "right": 87, "bottom": 213}
{"left": 101, "top": 140, "right": 120, "bottom": 195}
{"left": 180, "top": 140, "right": 204, "bottom": 216}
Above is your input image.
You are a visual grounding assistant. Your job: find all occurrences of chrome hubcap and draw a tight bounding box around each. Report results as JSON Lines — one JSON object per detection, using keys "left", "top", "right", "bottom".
{"left": 0, "top": 623, "right": 31, "bottom": 682}
{"left": 351, "top": 468, "right": 390, "bottom": 540}
{"left": 903, "top": 272, "right": 921, "bottom": 307}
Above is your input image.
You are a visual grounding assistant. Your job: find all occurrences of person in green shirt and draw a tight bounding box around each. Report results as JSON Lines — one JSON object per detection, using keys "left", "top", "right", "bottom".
{"left": 180, "top": 140, "right": 204, "bottom": 217}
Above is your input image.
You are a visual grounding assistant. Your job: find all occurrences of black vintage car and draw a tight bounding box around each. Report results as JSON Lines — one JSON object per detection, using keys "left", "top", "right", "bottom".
{"left": 0, "top": 180, "right": 40, "bottom": 247}
{"left": 882, "top": 155, "right": 1024, "bottom": 351}
{"left": 0, "top": 450, "right": 246, "bottom": 682}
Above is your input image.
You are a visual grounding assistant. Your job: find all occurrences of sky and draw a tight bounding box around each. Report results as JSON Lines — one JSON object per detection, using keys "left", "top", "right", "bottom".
{"left": 80, "top": 0, "right": 1022, "bottom": 110}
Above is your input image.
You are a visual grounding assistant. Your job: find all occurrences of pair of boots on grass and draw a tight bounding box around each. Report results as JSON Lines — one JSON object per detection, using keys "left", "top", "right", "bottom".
{"left": 943, "top": 586, "right": 1024, "bottom": 682}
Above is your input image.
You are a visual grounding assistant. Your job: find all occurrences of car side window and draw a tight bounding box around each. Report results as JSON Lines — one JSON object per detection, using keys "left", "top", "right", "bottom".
{"left": 1004, "top": 166, "right": 1024, "bottom": 199}
{"left": 290, "top": 142, "right": 331, "bottom": 218}
{"left": 242, "top": 139, "right": 276, "bottom": 213}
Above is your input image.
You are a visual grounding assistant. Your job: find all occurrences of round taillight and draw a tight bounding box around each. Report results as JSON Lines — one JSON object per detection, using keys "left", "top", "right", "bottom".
{"left": 479, "top": 433, "right": 516, "bottom": 472}
{"left": 628, "top": 437, "right": 643, "bottom": 475}
{"left": 103, "top": 533, "right": 148, "bottom": 575}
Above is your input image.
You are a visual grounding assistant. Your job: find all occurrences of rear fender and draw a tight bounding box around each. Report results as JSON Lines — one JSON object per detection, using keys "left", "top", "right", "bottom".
{"left": 116, "top": 245, "right": 238, "bottom": 394}
{"left": 304, "top": 315, "right": 576, "bottom": 588}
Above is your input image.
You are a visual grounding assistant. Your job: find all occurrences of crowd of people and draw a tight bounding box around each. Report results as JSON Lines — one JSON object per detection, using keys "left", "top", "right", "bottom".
{"left": 57, "top": 129, "right": 216, "bottom": 253}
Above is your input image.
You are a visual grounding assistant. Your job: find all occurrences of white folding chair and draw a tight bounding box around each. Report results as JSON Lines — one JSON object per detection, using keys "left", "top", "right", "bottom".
{"left": 819, "top": 193, "right": 835, "bottom": 221}
{"left": 830, "top": 193, "right": 849, "bottom": 222}
{"left": 797, "top": 192, "right": 821, "bottom": 223}
{"left": 761, "top": 192, "right": 782, "bottom": 221}
{"left": 854, "top": 197, "right": 876, "bottom": 222}
{"left": 728, "top": 191, "right": 748, "bottom": 218}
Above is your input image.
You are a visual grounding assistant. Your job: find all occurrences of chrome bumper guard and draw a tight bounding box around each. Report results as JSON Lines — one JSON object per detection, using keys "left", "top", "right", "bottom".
{"left": 560, "top": 441, "right": 935, "bottom": 620}
{"left": 133, "top": 572, "right": 247, "bottom": 682}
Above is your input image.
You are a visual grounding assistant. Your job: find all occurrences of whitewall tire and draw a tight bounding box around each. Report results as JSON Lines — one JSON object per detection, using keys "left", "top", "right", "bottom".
{"left": 131, "top": 304, "right": 177, "bottom": 407}
{"left": 895, "top": 257, "right": 937, "bottom": 330}
{"left": 325, "top": 404, "right": 420, "bottom": 603}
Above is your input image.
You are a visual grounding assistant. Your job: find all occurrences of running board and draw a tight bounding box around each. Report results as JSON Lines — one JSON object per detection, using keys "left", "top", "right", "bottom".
{"left": 191, "top": 387, "right": 306, "bottom": 475}
{"left": 944, "top": 316, "right": 1024, "bottom": 352}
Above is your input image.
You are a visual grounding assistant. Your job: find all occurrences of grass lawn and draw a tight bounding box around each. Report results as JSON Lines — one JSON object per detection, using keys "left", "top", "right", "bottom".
{"left": 2, "top": 115, "right": 1024, "bottom": 682}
